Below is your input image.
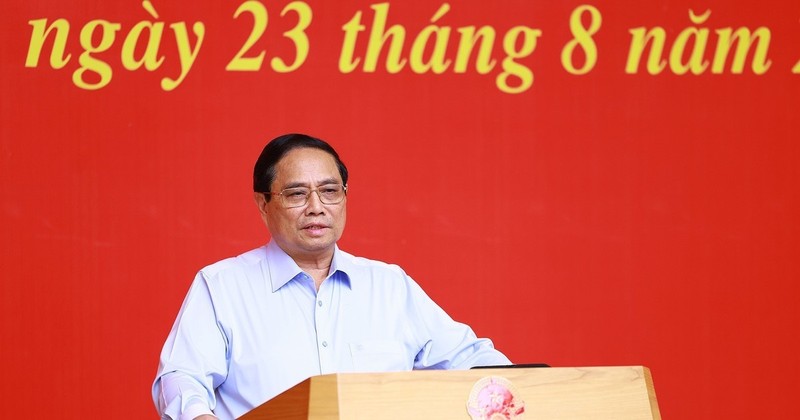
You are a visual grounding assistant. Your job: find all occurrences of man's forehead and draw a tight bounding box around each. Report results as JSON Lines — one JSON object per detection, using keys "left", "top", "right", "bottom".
{"left": 273, "top": 148, "right": 341, "bottom": 184}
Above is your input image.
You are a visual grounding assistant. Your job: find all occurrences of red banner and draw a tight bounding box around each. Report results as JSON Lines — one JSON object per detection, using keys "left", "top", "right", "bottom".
{"left": 2, "top": 1, "right": 799, "bottom": 418}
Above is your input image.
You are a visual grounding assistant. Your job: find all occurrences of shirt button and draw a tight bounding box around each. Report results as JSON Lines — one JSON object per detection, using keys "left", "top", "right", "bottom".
{"left": 318, "top": 300, "right": 323, "bottom": 307}
{"left": 322, "top": 341, "right": 328, "bottom": 347}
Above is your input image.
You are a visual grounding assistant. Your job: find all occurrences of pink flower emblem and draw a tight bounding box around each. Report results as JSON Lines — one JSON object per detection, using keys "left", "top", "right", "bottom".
{"left": 466, "top": 376, "right": 525, "bottom": 419}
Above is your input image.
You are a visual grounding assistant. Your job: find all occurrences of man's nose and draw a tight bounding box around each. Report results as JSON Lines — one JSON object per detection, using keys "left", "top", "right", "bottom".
{"left": 305, "top": 190, "right": 325, "bottom": 213}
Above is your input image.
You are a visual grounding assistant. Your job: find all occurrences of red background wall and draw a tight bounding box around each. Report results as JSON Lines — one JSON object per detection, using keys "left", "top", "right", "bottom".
{"left": 2, "top": 1, "right": 798, "bottom": 418}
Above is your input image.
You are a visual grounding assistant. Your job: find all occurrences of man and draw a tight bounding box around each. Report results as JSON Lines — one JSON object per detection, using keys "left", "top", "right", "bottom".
{"left": 153, "top": 133, "right": 510, "bottom": 420}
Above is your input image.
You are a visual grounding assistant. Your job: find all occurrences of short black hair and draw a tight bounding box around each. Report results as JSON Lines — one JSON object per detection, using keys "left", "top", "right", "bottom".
{"left": 253, "top": 133, "right": 349, "bottom": 200}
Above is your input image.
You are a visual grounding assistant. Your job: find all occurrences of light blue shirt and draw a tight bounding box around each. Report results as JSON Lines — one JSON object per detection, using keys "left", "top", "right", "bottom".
{"left": 153, "top": 241, "right": 510, "bottom": 420}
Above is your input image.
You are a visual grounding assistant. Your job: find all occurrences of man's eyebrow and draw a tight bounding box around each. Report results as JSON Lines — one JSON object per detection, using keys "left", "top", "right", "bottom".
{"left": 282, "top": 181, "right": 309, "bottom": 190}
{"left": 281, "top": 178, "right": 340, "bottom": 189}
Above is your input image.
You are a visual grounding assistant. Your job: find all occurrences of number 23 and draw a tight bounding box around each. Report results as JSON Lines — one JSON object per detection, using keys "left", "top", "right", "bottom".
{"left": 226, "top": 0, "right": 312, "bottom": 72}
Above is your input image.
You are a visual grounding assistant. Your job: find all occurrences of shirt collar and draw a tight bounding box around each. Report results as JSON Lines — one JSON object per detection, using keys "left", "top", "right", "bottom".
{"left": 265, "top": 240, "right": 354, "bottom": 292}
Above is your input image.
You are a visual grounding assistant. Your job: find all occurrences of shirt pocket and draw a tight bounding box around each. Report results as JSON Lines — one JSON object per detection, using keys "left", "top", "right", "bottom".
{"left": 349, "top": 339, "right": 411, "bottom": 372}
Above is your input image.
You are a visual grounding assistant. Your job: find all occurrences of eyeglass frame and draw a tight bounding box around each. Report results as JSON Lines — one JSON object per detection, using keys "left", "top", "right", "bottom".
{"left": 261, "top": 184, "right": 348, "bottom": 208}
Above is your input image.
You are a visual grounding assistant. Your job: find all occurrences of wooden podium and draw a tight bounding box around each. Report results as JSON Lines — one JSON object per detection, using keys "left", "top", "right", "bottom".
{"left": 239, "top": 366, "right": 660, "bottom": 419}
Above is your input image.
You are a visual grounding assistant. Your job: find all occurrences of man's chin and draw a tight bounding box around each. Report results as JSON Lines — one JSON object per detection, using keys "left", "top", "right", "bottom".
{"left": 299, "top": 236, "right": 336, "bottom": 251}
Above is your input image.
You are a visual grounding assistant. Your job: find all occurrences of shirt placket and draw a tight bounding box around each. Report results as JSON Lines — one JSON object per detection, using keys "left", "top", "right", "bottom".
{"left": 314, "top": 278, "right": 335, "bottom": 374}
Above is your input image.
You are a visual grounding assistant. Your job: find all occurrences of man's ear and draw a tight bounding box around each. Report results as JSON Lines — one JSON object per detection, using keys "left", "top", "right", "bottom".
{"left": 254, "top": 192, "right": 268, "bottom": 216}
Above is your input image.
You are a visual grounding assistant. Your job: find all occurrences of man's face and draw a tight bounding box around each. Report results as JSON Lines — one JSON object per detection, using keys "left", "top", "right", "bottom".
{"left": 256, "top": 147, "right": 347, "bottom": 262}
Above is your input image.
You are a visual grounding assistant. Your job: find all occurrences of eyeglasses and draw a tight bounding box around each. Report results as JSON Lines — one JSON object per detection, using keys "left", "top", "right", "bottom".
{"left": 264, "top": 184, "right": 348, "bottom": 208}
